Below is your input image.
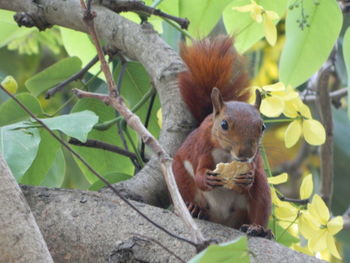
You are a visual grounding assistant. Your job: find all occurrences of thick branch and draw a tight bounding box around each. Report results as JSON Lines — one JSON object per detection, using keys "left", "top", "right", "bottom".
{"left": 21, "top": 185, "right": 326, "bottom": 263}
{"left": 0, "top": 155, "right": 53, "bottom": 263}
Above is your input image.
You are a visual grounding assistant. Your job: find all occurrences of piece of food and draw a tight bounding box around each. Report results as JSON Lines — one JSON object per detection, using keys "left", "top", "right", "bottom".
{"left": 213, "top": 161, "right": 252, "bottom": 190}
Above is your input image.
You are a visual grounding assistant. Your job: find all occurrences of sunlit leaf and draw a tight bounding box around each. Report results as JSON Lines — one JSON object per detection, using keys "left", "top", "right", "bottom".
{"left": 279, "top": 0, "right": 342, "bottom": 87}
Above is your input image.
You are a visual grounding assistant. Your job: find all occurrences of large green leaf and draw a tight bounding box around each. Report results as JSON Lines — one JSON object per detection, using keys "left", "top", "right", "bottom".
{"left": 179, "top": 0, "right": 232, "bottom": 38}
{"left": 279, "top": 0, "right": 342, "bottom": 87}
{"left": 0, "top": 93, "right": 43, "bottom": 126}
{"left": 343, "top": 26, "right": 350, "bottom": 118}
{"left": 60, "top": 28, "right": 101, "bottom": 77}
{"left": 39, "top": 110, "right": 99, "bottom": 142}
{"left": 41, "top": 148, "right": 66, "bottom": 188}
{"left": 21, "top": 129, "right": 61, "bottom": 185}
{"left": 0, "top": 122, "right": 41, "bottom": 180}
{"left": 71, "top": 98, "right": 135, "bottom": 184}
{"left": 89, "top": 172, "right": 132, "bottom": 191}
{"left": 189, "top": 236, "right": 249, "bottom": 263}
{"left": 223, "top": 0, "right": 287, "bottom": 53}
{"left": 118, "top": 62, "right": 161, "bottom": 137}
{"left": 25, "top": 56, "right": 82, "bottom": 97}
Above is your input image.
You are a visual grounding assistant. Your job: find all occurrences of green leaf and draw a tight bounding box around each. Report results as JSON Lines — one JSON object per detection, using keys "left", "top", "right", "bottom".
{"left": 189, "top": 236, "right": 250, "bottom": 263}
{"left": 223, "top": 0, "right": 287, "bottom": 53}
{"left": 25, "top": 56, "right": 82, "bottom": 97}
{"left": 279, "top": 0, "right": 342, "bottom": 87}
{"left": 71, "top": 98, "right": 135, "bottom": 184}
{"left": 343, "top": 26, "right": 350, "bottom": 119}
{"left": 39, "top": 110, "right": 99, "bottom": 142}
{"left": 118, "top": 62, "right": 161, "bottom": 137}
{"left": 41, "top": 148, "right": 66, "bottom": 188}
{"left": 0, "top": 93, "right": 43, "bottom": 126}
{"left": 0, "top": 10, "right": 37, "bottom": 48}
{"left": 60, "top": 27, "right": 101, "bottom": 77}
{"left": 179, "top": 0, "right": 232, "bottom": 38}
{"left": 21, "top": 129, "right": 61, "bottom": 185}
{"left": 89, "top": 172, "right": 132, "bottom": 191}
{"left": 0, "top": 122, "right": 41, "bottom": 180}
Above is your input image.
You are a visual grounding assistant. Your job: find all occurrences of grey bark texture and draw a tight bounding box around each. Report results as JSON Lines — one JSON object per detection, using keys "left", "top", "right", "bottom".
{"left": 0, "top": 0, "right": 194, "bottom": 207}
{"left": 0, "top": 155, "right": 54, "bottom": 263}
{"left": 22, "top": 185, "right": 325, "bottom": 263}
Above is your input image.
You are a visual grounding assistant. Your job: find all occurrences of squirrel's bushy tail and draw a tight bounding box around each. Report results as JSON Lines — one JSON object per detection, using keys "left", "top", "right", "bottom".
{"left": 179, "top": 36, "right": 251, "bottom": 123}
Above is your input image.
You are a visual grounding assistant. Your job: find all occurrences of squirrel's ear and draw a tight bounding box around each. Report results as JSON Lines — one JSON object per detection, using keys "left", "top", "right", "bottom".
{"left": 211, "top": 87, "right": 224, "bottom": 115}
{"left": 254, "top": 89, "right": 262, "bottom": 110}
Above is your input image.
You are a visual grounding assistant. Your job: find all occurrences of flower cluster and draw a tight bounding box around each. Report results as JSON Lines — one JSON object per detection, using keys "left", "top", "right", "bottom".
{"left": 233, "top": 0, "right": 279, "bottom": 46}
{"left": 254, "top": 82, "right": 326, "bottom": 148}
{"left": 269, "top": 174, "right": 343, "bottom": 260}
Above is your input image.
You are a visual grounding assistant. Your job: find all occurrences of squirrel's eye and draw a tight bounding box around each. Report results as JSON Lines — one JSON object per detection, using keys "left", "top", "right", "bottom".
{"left": 221, "top": 120, "right": 229, "bottom": 130}
{"left": 262, "top": 123, "right": 266, "bottom": 132}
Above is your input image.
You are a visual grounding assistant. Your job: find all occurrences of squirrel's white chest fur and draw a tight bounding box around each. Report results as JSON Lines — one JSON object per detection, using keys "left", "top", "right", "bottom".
{"left": 206, "top": 148, "right": 248, "bottom": 225}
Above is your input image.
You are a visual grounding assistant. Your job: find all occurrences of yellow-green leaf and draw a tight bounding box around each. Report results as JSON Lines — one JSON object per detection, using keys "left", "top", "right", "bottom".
{"left": 302, "top": 119, "right": 326, "bottom": 146}
{"left": 1, "top": 75, "right": 18, "bottom": 94}
{"left": 299, "top": 173, "right": 313, "bottom": 199}
{"left": 284, "top": 120, "right": 301, "bottom": 148}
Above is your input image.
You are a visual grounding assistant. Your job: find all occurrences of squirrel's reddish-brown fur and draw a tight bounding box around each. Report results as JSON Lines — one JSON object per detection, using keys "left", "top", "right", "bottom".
{"left": 179, "top": 36, "right": 250, "bottom": 123}
{"left": 173, "top": 36, "right": 271, "bottom": 230}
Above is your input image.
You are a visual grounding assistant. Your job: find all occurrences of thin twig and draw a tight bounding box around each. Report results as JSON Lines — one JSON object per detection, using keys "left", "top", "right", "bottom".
{"left": 45, "top": 55, "right": 99, "bottom": 99}
{"left": 100, "top": 0, "right": 189, "bottom": 29}
{"left": 79, "top": 0, "right": 206, "bottom": 248}
{"left": 303, "top": 88, "right": 347, "bottom": 103}
{"left": 278, "top": 195, "right": 310, "bottom": 205}
{"left": 141, "top": 90, "right": 156, "bottom": 162}
{"left": 68, "top": 138, "right": 138, "bottom": 160}
{"left": 0, "top": 84, "right": 197, "bottom": 248}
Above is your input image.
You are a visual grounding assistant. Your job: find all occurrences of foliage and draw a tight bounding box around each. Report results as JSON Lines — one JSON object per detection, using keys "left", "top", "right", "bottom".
{"left": 0, "top": 0, "right": 349, "bottom": 262}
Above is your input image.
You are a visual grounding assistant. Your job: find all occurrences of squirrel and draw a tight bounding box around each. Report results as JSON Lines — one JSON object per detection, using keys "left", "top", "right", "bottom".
{"left": 172, "top": 36, "right": 271, "bottom": 235}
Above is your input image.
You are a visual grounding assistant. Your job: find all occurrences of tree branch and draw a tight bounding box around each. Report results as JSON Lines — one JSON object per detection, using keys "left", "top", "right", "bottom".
{"left": 0, "top": 155, "right": 53, "bottom": 263}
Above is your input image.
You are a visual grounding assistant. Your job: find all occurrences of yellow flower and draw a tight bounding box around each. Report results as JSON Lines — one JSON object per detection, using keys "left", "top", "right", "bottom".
{"left": 299, "top": 195, "right": 343, "bottom": 259}
{"left": 283, "top": 97, "right": 326, "bottom": 148}
{"left": 299, "top": 174, "right": 313, "bottom": 199}
{"left": 268, "top": 172, "right": 288, "bottom": 185}
{"left": 255, "top": 82, "right": 298, "bottom": 117}
{"left": 233, "top": 0, "right": 279, "bottom": 46}
{"left": 1, "top": 76, "right": 18, "bottom": 94}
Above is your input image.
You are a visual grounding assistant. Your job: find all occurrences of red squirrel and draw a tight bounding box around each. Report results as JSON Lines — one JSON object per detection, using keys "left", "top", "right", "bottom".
{"left": 172, "top": 36, "right": 271, "bottom": 235}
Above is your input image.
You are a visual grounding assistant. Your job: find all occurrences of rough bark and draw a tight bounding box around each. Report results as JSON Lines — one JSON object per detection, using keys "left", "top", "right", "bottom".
{"left": 0, "top": 155, "right": 53, "bottom": 263}
{"left": 22, "top": 185, "right": 325, "bottom": 263}
{"left": 0, "top": 0, "right": 194, "bottom": 207}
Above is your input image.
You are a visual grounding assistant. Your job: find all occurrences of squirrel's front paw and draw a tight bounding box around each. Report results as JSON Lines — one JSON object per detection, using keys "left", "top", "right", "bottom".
{"left": 205, "top": 170, "right": 225, "bottom": 190}
{"left": 186, "top": 202, "right": 209, "bottom": 220}
{"left": 233, "top": 170, "right": 254, "bottom": 190}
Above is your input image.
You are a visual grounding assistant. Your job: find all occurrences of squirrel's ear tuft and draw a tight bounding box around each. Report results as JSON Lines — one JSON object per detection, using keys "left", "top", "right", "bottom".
{"left": 211, "top": 87, "right": 224, "bottom": 115}
{"left": 254, "top": 89, "right": 262, "bottom": 110}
